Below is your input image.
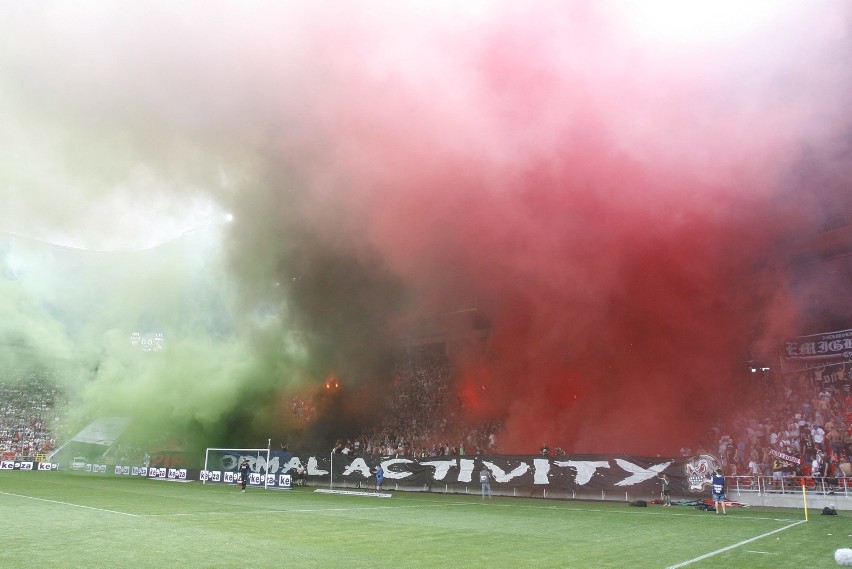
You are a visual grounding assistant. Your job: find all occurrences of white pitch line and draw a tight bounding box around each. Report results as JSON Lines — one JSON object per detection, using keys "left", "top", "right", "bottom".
{"left": 144, "top": 502, "right": 475, "bottom": 517}
{"left": 0, "top": 490, "right": 139, "bottom": 517}
{"left": 665, "top": 520, "right": 806, "bottom": 568}
{"left": 484, "top": 502, "right": 799, "bottom": 524}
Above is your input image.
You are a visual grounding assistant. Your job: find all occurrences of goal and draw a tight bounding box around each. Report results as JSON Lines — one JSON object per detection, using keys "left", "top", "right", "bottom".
{"left": 202, "top": 447, "right": 271, "bottom": 489}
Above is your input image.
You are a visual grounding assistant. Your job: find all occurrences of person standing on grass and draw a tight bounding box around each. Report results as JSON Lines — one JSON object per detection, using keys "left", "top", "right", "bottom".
{"left": 659, "top": 474, "right": 672, "bottom": 506}
{"left": 711, "top": 468, "right": 726, "bottom": 514}
{"left": 375, "top": 464, "right": 384, "bottom": 492}
{"left": 480, "top": 466, "right": 492, "bottom": 499}
{"left": 239, "top": 458, "right": 251, "bottom": 493}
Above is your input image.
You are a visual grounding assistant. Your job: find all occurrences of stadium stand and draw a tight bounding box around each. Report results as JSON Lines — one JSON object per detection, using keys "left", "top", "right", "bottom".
{"left": 333, "top": 349, "right": 850, "bottom": 496}
{"left": 0, "top": 354, "right": 847, "bottom": 499}
{"left": 700, "top": 366, "right": 851, "bottom": 492}
{"left": 0, "top": 368, "right": 65, "bottom": 461}
{"left": 332, "top": 349, "right": 501, "bottom": 459}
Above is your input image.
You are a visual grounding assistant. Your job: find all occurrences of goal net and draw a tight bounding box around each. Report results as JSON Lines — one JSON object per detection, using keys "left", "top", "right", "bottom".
{"left": 202, "top": 448, "right": 271, "bottom": 489}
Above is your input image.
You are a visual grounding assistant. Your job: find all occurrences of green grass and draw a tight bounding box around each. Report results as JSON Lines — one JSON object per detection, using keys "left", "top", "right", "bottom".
{"left": 1, "top": 471, "right": 847, "bottom": 568}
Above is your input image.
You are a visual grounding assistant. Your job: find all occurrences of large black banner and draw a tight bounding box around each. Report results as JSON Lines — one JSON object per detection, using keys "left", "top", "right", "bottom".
{"left": 200, "top": 452, "right": 723, "bottom": 497}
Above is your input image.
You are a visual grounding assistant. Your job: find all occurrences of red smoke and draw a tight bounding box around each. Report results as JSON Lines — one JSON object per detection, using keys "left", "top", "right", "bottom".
{"left": 262, "top": 2, "right": 849, "bottom": 455}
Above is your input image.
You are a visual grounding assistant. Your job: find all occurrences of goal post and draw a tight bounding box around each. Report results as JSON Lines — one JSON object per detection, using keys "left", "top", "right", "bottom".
{"left": 203, "top": 447, "right": 271, "bottom": 489}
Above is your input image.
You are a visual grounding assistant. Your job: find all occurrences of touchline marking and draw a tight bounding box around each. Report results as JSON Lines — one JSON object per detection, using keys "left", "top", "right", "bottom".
{"left": 489, "top": 503, "right": 798, "bottom": 523}
{"left": 665, "top": 520, "right": 805, "bottom": 568}
{"left": 145, "top": 502, "right": 474, "bottom": 517}
{"left": 0, "top": 490, "right": 139, "bottom": 517}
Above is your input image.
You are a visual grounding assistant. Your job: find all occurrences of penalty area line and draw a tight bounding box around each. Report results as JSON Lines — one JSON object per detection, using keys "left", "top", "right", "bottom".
{"left": 0, "top": 490, "right": 139, "bottom": 517}
{"left": 665, "top": 520, "right": 805, "bottom": 569}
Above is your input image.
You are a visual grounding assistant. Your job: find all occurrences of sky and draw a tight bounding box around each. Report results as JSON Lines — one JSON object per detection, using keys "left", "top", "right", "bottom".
{"left": 1, "top": 0, "right": 850, "bottom": 455}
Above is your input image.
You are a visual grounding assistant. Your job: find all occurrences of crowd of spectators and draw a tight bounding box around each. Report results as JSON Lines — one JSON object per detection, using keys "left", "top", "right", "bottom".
{"left": 327, "top": 349, "right": 851, "bottom": 492}
{"left": 0, "top": 368, "right": 64, "bottom": 460}
{"left": 702, "top": 365, "right": 852, "bottom": 488}
{"left": 2, "top": 355, "right": 849, "bottom": 483}
{"left": 332, "top": 347, "right": 501, "bottom": 460}
{"left": 288, "top": 396, "right": 316, "bottom": 424}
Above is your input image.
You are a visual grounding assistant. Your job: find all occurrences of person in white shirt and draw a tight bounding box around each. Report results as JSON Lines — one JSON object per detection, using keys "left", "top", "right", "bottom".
{"left": 812, "top": 425, "right": 826, "bottom": 450}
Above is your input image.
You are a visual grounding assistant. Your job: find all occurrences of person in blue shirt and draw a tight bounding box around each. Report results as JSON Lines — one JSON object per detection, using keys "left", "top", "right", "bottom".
{"left": 375, "top": 464, "right": 384, "bottom": 492}
{"left": 711, "top": 469, "right": 726, "bottom": 514}
{"left": 480, "top": 467, "right": 492, "bottom": 498}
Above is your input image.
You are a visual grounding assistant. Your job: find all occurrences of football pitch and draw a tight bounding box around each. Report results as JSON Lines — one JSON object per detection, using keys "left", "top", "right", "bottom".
{"left": 1, "top": 471, "right": 847, "bottom": 568}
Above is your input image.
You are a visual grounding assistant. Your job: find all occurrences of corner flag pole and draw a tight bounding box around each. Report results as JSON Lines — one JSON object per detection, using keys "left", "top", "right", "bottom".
{"left": 801, "top": 483, "right": 808, "bottom": 521}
